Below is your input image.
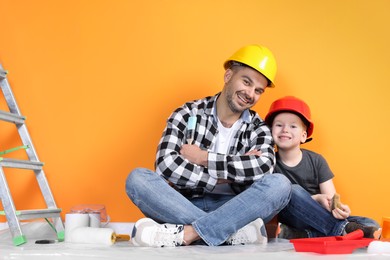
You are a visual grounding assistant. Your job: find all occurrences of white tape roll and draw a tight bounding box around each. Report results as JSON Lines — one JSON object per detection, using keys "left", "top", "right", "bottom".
{"left": 70, "top": 227, "right": 115, "bottom": 245}
{"left": 89, "top": 213, "right": 101, "bottom": 228}
{"left": 65, "top": 213, "right": 90, "bottom": 242}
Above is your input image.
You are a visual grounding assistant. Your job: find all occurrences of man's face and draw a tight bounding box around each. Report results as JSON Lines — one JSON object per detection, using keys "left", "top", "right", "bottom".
{"left": 223, "top": 66, "right": 268, "bottom": 114}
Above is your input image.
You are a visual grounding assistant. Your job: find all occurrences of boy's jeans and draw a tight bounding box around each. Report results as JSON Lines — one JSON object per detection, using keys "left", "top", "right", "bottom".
{"left": 278, "top": 184, "right": 379, "bottom": 237}
{"left": 126, "top": 167, "right": 291, "bottom": 246}
{"left": 278, "top": 184, "right": 348, "bottom": 237}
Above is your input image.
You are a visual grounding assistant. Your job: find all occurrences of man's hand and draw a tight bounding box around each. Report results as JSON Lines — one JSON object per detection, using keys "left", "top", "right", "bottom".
{"left": 216, "top": 150, "right": 260, "bottom": 184}
{"left": 180, "top": 147, "right": 261, "bottom": 181}
{"left": 244, "top": 150, "right": 262, "bottom": 156}
{"left": 180, "top": 144, "right": 208, "bottom": 167}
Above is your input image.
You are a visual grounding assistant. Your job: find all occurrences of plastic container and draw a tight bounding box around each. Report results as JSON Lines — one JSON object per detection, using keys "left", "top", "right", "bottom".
{"left": 381, "top": 217, "right": 390, "bottom": 241}
{"left": 290, "top": 230, "right": 374, "bottom": 254}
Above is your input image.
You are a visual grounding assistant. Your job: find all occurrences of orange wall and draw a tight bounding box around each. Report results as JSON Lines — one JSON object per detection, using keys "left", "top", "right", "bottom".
{"left": 1, "top": 0, "right": 389, "bottom": 225}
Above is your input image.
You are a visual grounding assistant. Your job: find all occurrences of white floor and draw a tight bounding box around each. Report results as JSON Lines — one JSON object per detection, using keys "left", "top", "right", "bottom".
{"left": 0, "top": 222, "right": 389, "bottom": 260}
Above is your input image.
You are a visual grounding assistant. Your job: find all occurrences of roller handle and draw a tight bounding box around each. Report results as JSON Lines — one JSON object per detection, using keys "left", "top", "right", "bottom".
{"left": 114, "top": 234, "right": 130, "bottom": 242}
{"left": 336, "top": 230, "right": 364, "bottom": 240}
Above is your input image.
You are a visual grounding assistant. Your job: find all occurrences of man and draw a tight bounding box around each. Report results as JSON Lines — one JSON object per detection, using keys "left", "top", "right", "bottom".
{"left": 125, "top": 44, "right": 292, "bottom": 246}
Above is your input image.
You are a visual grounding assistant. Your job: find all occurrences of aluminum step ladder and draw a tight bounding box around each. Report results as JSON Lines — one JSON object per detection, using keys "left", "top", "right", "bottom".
{"left": 0, "top": 64, "right": 64, "bottom": 246}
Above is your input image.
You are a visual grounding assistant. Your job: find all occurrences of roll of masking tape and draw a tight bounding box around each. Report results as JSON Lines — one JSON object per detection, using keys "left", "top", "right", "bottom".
{"left": 89, "top": 213, "right": 101, "bottom": 228}
{"left": 70, "top": 227, "right": 116, "bottom": 245}
{"left": 65, "top": 213, "right": 90, "bottom": 242}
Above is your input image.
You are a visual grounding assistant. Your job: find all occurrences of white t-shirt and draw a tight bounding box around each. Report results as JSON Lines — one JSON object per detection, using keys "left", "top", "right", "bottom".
{"left": 208, "top": 118, "right": 242, "bottom": 195}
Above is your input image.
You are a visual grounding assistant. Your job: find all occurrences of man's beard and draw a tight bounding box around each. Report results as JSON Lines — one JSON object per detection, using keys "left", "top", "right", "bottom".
{"left": 226, "top": 91, "right": 246, "bottom": 114}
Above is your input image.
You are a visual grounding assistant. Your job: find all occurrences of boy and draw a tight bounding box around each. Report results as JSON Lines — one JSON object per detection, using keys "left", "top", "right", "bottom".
{"left": 265, "top": 96, "right": 380, "bottom": 239}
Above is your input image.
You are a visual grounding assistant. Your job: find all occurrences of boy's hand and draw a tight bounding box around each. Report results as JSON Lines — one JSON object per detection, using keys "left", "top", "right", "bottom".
{"left": 311, "top": 194, "right": 332, "bottom": 211}
{"left": 332, "top": 203, "right": 351, "bottom": 219}
{"left": 330, "top": 193, "right": 351, "bottom": 219}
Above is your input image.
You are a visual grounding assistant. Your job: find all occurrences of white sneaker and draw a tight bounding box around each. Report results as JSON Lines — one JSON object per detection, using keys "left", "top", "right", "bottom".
{"left": 226, "top": 218, "right": 268, "bottom": 245}
{"left": 131, "top": 218, "right": 184, "bottom": 247}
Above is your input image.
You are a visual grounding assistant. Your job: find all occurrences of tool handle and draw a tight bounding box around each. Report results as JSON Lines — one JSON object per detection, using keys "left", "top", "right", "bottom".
{"left": 342, "top": 230, "right": 364, "bottom": 240}
{"left": 115, "top": 234, "right": 130, "bottom": 241}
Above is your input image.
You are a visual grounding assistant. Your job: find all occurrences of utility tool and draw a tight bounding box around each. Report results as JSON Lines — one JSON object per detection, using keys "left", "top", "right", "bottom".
{"left": 331, "top": 193, "right": 342, "bottom": 210}
{"left": 186, "top": 116, "right": 197, "bottom": 144}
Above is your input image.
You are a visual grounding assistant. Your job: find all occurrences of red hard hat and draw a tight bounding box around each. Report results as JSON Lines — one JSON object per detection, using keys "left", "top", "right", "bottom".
{"left": 265, "top": 96, "right": 314, "bottom": 138}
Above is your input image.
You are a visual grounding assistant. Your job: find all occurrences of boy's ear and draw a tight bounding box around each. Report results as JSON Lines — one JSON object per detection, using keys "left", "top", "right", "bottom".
{"left": 300, "top": 130, "right": 308, "bottom": 144}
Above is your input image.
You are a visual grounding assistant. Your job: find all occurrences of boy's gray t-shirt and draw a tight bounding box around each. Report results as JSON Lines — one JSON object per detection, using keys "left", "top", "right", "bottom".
{"left": 274, "top": 149, "right": 334, "bottom": 195}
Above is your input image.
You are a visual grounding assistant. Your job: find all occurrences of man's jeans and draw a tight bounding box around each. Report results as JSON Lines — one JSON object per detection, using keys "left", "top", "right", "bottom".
{"left": 125, "top": 167, "right": 291, "bottom": 246}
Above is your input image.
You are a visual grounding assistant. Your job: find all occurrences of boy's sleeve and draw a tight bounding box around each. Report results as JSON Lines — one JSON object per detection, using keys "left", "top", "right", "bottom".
{"left": 317, "top": 154, "right": 334, "bottom": 183}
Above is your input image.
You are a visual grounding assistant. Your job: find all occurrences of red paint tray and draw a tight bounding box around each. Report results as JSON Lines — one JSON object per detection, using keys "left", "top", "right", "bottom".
{"left": 290, "top": 230, "right": 374, "bottom": 254}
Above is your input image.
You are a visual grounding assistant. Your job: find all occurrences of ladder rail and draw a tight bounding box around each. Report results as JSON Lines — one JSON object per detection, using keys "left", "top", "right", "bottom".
{"left": 0, "top": 168, "right": 25, "bottom": 242}
{"left": 0, "top": 63, "right": 65, "bottom": 245}
{"left": 34, "top": 169, "right": 59, "bottom": 209}
{"left": 0, "top": 64, "right": 20, "bottom": 115}
{"left": 0, "top": 65, "right": 57, "bottom": 205}
{"left": 0, "top": 67, "right": 6, "bottom": 80}
{"left": 0, "top": 65, "right": 40, "bottom": 163}
{"left": 0, "top": 64, "right": 57, "bottom": 209}
{"left": 0, "top": 76, "right": 59, "bottom": 210}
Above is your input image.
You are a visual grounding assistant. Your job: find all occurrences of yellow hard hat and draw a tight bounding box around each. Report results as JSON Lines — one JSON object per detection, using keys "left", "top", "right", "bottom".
{"left": 224, "top": 45, "right": 277, "bottom": 88}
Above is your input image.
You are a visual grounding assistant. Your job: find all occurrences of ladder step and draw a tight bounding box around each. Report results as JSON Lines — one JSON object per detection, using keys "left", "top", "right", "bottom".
{"left": 0, "top": 209, "right": 62, "bottom": 220}
{"left": 0, "top": 158, "right": 44, "bottom": 170}
{"left": 0, "top": 110, "right": 25, "bottom": 124}
{"left": 18, "top": 209, "right": 62, "bottom": 220}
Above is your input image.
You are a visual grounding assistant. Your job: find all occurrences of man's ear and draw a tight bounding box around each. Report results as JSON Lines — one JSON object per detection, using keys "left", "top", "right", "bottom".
{"left": 224, "top": 69, "right": 233, "bottom": 83}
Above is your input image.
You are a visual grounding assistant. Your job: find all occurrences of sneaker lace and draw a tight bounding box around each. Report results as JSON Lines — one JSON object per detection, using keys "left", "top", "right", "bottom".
{"left": 153, "top": 224, "right": 184, "bottom": 247}
{"left": 228, "top": 228, "right": 251, "bottom": 245}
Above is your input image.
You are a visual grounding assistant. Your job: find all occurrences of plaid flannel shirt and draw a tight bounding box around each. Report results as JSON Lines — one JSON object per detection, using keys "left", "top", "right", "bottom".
{"left": 155, "top": 93, "right": 275, "bottom": 193}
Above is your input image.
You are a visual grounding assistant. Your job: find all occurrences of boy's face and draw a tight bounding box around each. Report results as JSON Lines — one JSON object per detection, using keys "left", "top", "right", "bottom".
{"left": 271, "top": 112, "right": 307, "bottom": 150}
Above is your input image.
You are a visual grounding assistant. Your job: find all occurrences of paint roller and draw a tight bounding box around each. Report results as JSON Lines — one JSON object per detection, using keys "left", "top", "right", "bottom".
{"left": 69, "top": 227, "right": 130, "bottom": 245}
{"left": 64, "top": 213, "right": 130, "bottom": 245}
